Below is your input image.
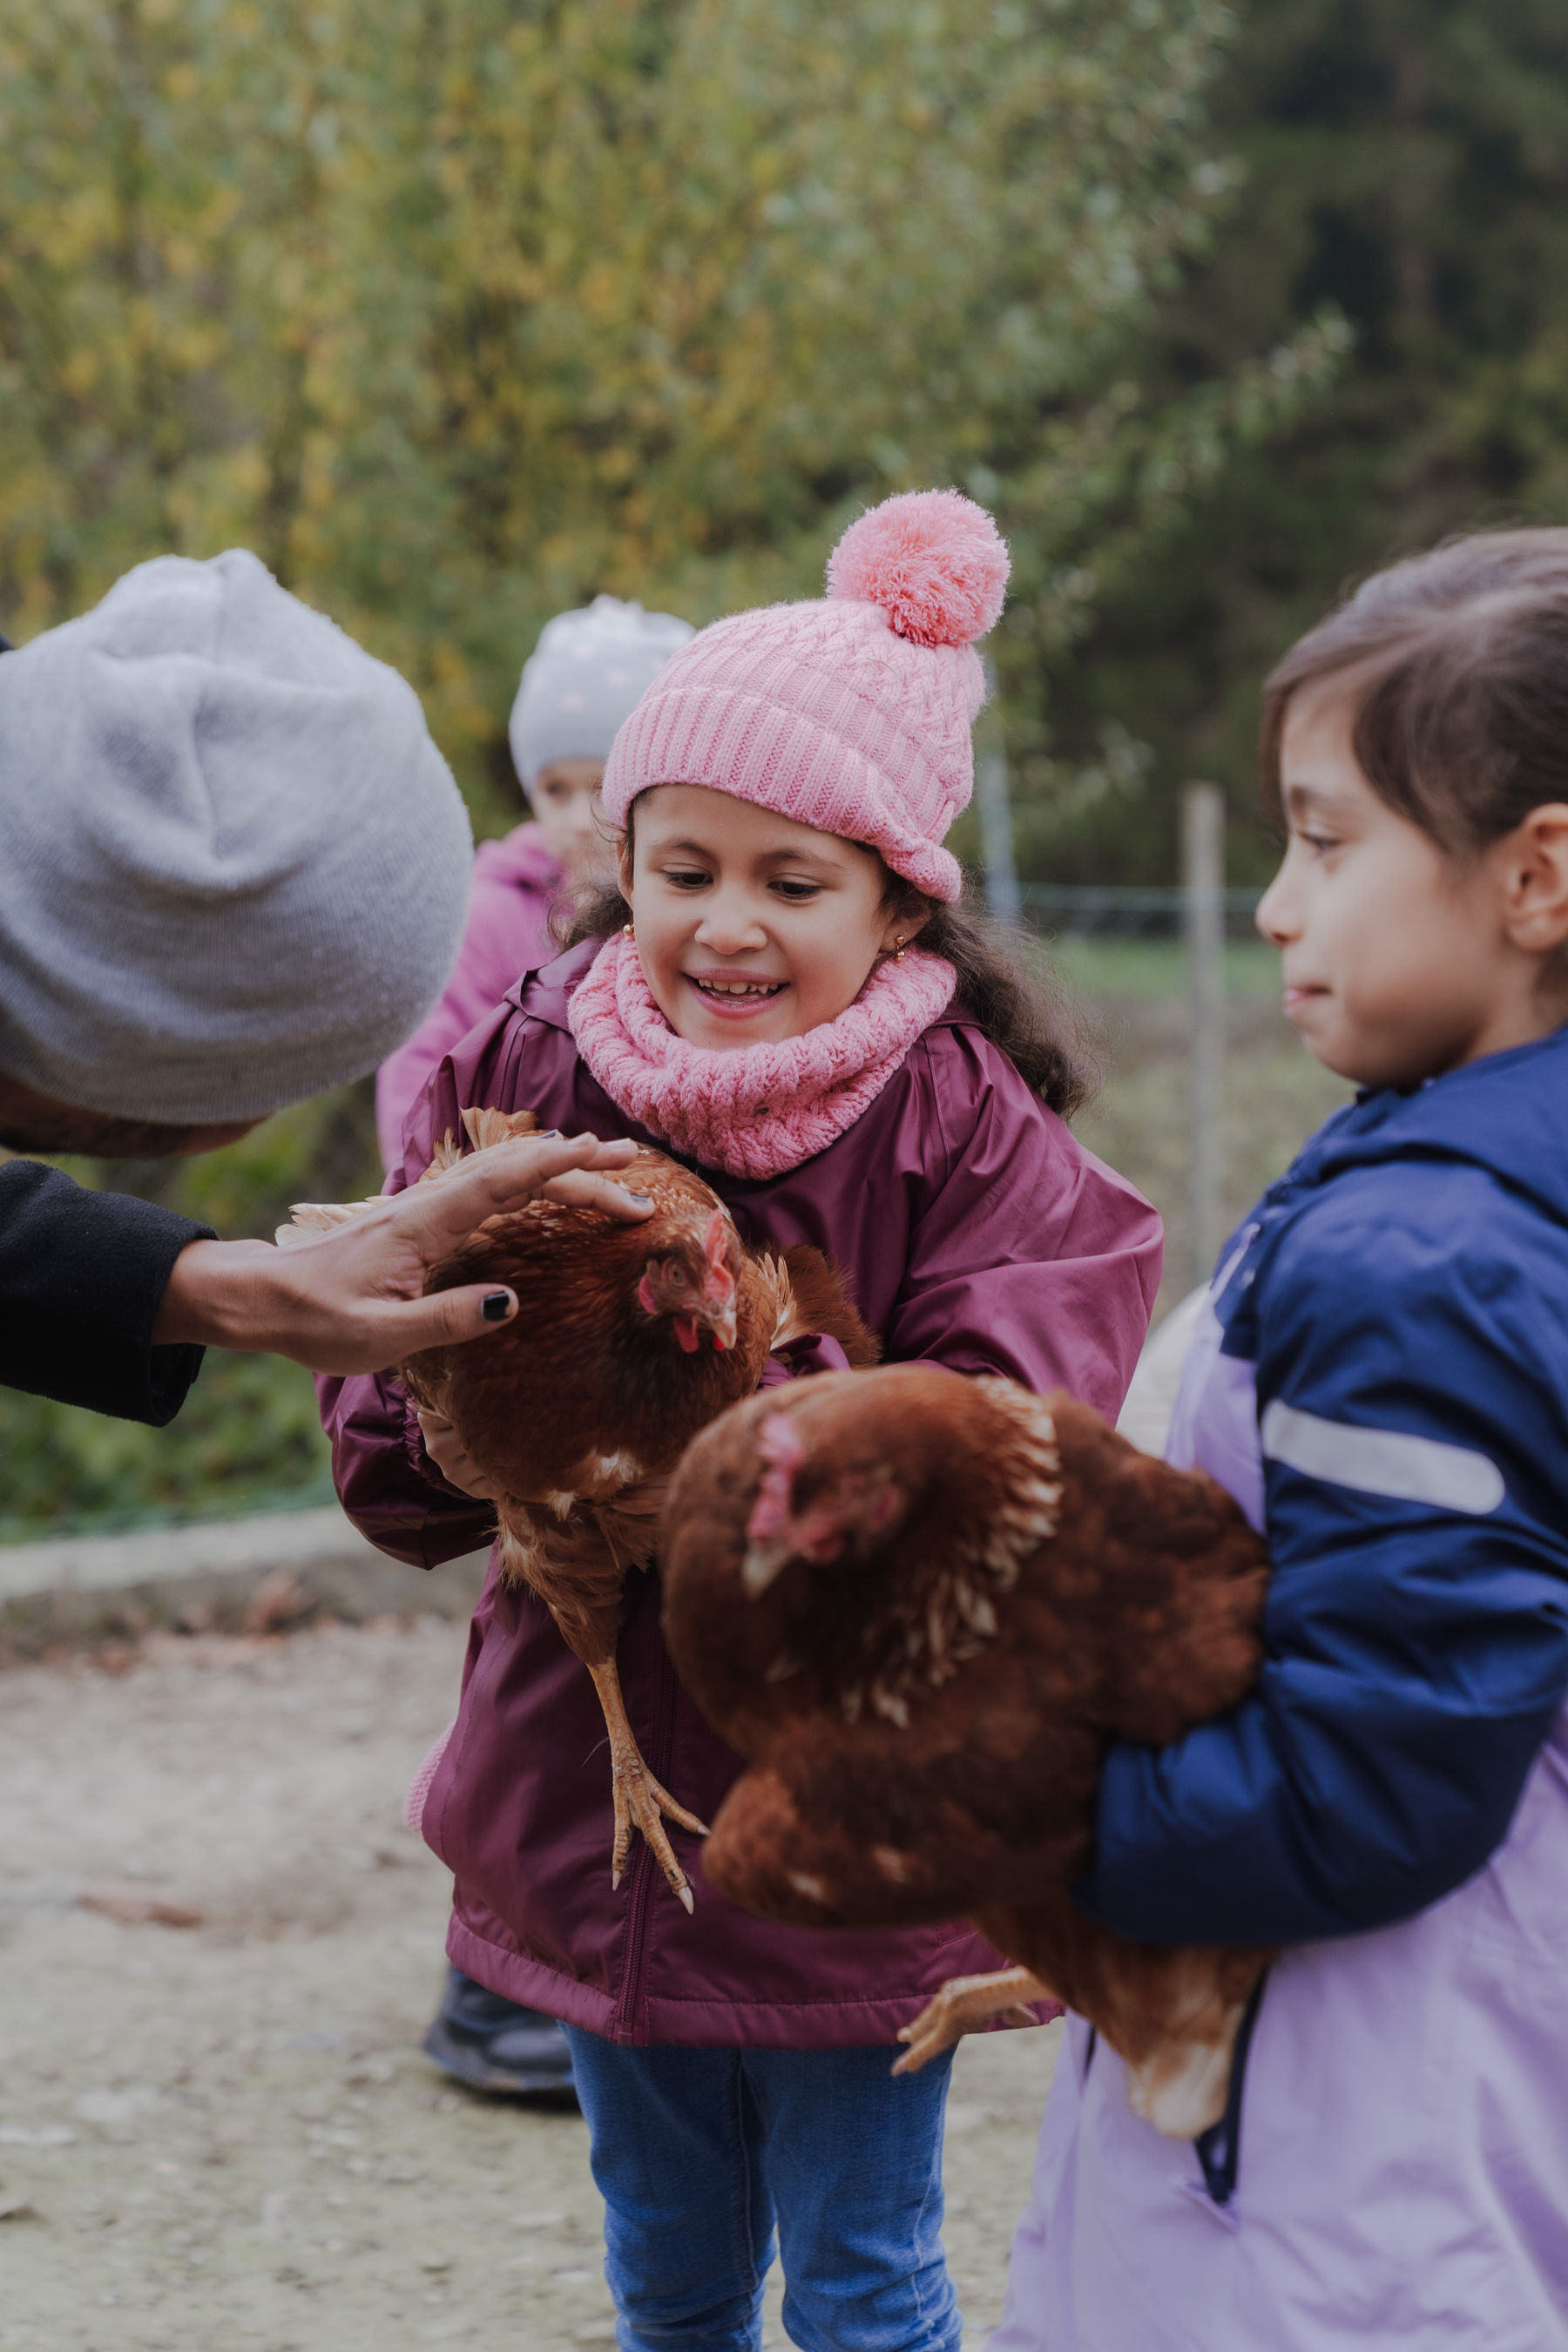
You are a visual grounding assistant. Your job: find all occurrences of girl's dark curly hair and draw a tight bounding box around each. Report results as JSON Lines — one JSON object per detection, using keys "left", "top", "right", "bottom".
{"left": 563, "top": 808, "right": 1093, "bottom": 1120}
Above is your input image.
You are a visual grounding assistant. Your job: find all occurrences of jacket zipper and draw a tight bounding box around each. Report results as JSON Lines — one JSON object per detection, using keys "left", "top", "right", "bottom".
{"left": 1193, "top": 1970, "right": 1269, "bottom": 2206}
{"left": 610, "top": 1606, "right": 680, "bottom": 2045}
{"left": 1079, "top": 1972, "right": 1270, "bottom": 2207}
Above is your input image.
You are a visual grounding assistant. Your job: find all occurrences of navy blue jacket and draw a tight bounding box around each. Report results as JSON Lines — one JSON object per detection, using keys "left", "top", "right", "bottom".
{"left": 1079, "top": 1024, "right": 1568, "bottom": 1947}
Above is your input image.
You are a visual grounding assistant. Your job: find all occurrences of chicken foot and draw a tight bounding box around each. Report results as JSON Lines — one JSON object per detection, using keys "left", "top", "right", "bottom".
{"left": 587, "top": 1657, "right": 710, "bottom": 1914}
{"left": 893, "top": 1966, "right": 1056, "bottom": 2076}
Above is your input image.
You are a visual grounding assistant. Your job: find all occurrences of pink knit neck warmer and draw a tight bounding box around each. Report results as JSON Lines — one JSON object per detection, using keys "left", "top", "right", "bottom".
{"left": 567, "top": 932, "right": 956, "bottom": 1179}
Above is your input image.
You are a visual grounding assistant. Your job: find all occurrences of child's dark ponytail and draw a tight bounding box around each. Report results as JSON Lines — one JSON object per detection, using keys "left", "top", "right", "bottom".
{"left": 564, "top": 820, "right": 1094, "bottom": 1122}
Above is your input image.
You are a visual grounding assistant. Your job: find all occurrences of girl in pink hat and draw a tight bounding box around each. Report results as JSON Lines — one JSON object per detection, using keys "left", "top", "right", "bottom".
{"left": 322, "top": 491, "right": 1162, "bottom": 2352}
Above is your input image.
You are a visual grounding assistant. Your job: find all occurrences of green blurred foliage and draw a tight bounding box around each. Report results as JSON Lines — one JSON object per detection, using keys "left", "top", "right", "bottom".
{"left": 0, "top": 1351, "right": 334, "bottom": 1543}
{"left": 0, "top": 0, "right": 1352, "bottom": 1533}
{"left": 1044, "top": 0, "right": 1568, "bottom": 882}
{"left": 0, "top": 0, "right": 1341, "bottom": 843}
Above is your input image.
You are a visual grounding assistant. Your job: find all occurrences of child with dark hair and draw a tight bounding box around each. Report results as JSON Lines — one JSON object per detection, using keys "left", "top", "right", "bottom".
{"left": 994, "top": 529, "right": 1568, "bottom": 2351}
{"left": 327, "top": 491, "right": 1160, "bottom": 2352}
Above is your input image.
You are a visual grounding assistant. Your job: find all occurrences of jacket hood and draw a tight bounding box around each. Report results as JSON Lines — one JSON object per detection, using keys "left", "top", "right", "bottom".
{"left": 473, "top": 821, "right": 563, "bottom": 896}
{"left": 1301, "top": 1021, "right": 1568, "bottom": 1231}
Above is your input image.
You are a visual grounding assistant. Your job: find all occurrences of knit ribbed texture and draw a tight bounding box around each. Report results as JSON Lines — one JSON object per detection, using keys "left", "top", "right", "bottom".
{"left": 508, "top": 594, "right": 693, "bottom": 796}
{"left": 567, "top": 932, "right": 956, "bottom": 1179}
{"left": 601, "top": 490, "right": 1010, "bottom": 904}
{"left": 404, "top": 1720, "right": 456, "bottom": 1839}
{"left": 0, "top": 549, "right": 472, "bottom": 1123}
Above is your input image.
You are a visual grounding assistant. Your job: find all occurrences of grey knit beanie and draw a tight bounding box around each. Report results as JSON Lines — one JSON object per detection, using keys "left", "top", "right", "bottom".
{"left": 508, "top": 594, "right": 693, "bottom": 799}
{"left": 0, "top": 550, "right": 472, "bottom": 1124}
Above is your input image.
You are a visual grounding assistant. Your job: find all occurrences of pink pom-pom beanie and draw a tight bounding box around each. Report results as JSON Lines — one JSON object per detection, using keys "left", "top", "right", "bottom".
{"left": 599, "top": 490, "right": 1010, "bottom": 903}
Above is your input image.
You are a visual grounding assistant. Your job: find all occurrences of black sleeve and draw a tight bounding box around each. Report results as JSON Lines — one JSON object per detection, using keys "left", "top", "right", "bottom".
{"left": 0, "top": 1161, "right": 216, "bottom": 1426}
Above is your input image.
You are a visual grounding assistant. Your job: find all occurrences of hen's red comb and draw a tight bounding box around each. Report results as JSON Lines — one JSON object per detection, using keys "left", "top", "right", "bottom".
{"left": 747, "top": 1414, "right": 805, "bottom": 1543}
{"left": 701, "top": 1209, "right": 736, "bottom": 1323}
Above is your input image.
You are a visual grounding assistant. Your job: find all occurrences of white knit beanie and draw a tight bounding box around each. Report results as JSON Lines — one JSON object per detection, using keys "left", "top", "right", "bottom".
{"left": 508, "top": 594, "right": 693, "bottom": 799}
{"left": 0, "top": 550, "right": 472, "bottom": 1124}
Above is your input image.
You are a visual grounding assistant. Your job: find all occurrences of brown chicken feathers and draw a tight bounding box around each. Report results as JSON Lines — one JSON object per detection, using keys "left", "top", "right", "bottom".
{"left": 659, "top": 1362, "right": 1273, "bottom": 2135}
{"left": 282, "top": 1106, "right": 877, "bottom": 1911}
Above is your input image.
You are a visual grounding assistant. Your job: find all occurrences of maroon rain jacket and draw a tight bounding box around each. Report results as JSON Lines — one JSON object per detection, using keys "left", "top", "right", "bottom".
{"left": 321, "top": 943, "right": 1163, "bottom": 2047}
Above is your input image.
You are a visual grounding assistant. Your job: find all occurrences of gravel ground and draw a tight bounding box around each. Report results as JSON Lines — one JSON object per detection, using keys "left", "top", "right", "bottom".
{"left": 0, "top": 1614, "right": 1059, "bottom": 2352}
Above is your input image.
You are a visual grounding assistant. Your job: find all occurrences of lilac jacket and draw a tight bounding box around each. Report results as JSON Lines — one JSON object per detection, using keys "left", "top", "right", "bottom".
{"left": 992, "top": 1291, "right": 1568, "bottom": 2349}
{"left": 325, "top": 943, "right": 1162, "bottom": 2048}
{"left": 375, "top": 823, "right": 563, "bottom": 1169}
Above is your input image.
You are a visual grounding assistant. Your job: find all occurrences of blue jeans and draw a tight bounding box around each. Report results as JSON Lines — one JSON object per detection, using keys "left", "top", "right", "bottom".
{"left": 560, "top": 2029, "right": 961, "bottom": 2352}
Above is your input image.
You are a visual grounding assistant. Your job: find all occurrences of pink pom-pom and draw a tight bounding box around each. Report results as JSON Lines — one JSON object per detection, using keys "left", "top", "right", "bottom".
{"left": 827, "top": 490, "right": 1010, "bottom": 647}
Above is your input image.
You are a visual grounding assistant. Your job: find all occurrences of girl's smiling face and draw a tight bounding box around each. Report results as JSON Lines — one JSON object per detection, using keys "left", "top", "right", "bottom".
{"left": 623, "top": 785, "right": 918, "bottom": 1049}
{"left": 1256, "top": 678, "right": 1568, "bottom": 1089}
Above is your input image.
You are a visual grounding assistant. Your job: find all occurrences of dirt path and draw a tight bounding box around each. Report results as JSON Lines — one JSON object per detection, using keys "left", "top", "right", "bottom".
{"left": 0, "top": 1617, "right": 1058, "bottom": 2352}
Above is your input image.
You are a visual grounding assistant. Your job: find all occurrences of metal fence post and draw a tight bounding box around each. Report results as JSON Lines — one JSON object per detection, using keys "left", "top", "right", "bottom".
{"left": 1184, "top": 783, "right": 1225, "bottom": 1289}
{"left": 977, "top": 658, "right": 1021, "bottom": 924}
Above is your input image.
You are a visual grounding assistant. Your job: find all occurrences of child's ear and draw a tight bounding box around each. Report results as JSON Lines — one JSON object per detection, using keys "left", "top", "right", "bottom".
{"left": 879, "top": 892, "right": 931, "bottom": 956}
{"left": 1503, "top": 805, "right": 1568, "bottom": 963}
{"left": 617, "top": 838, "right": 635, "bottom": 903}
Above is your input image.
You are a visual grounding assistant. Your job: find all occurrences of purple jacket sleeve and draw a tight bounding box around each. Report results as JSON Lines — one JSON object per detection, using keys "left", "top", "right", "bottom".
{"left": 889, "top": 1030, "right": 1162, "bottom": 1419}
{"left": 759, "top": 1334, "right": 853, "bottom": 1387}
{"left": 317, "top": 1366, "right": 499, "bottom": 1570}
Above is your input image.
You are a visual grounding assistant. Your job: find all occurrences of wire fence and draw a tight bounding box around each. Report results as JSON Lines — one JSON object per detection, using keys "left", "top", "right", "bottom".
{"left": 1014, "top": 882, "right": 1264, "bottom": 937}
{"left": 990, "top": 788, "right": 1244, "bottom": 1290}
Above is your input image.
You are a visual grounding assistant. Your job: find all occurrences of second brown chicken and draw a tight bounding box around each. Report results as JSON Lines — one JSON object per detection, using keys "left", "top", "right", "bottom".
{"left": 659, "top": 1362, "right": 1273, "bottom": 2132}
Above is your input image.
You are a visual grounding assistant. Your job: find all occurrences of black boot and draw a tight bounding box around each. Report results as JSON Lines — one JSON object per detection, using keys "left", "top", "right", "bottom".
{"left": 422, "top": 1967, "right": 578, "bottom": 2103}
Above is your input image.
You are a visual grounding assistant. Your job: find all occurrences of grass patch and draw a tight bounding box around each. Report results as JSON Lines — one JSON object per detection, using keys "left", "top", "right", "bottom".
{"left": 1046, "top": 933, "right": 1287, "bottom": 1003}
{"left": 0, "top": 1352, "right": 335, "bottom": 1544}
{"left": 1047, "top": 932, "right": 1350, "bottom": 1307}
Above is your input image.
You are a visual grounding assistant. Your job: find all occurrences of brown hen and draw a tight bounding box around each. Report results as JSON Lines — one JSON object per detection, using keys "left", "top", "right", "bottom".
{"left": 284, "top": 1108, "right": 877, "bottom": 1911}
{"left": 659, "top": 1362, "right": 1272, "bottom": 2132}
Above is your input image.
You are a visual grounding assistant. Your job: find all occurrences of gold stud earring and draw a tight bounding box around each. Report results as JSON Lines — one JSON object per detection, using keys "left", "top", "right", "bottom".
{"left": 893, "top": 936, "right": 907, "bottom": 963}
{"left": 623, "top": 922, "right": 635, "bottom": 942}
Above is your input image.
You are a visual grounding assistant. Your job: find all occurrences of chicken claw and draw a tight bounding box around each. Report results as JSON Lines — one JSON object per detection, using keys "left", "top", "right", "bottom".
{"left": 893, "top": 1965, "right": 1054, "bottom": 2075}
{"left": 588, "top": 1659, "right": 710, "bottom": 1912}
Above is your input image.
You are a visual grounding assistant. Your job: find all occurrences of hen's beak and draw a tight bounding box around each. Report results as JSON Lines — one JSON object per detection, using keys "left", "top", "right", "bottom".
{"left": 740, "top": 1535, "right": 794, "bottom": 1598}
{"left": 700, "top": 1294, "right": 740, "bottom": 1352}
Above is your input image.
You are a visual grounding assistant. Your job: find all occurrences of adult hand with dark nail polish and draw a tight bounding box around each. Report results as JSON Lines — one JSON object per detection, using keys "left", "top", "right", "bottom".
{"left": 152, "top": 1132, "right": 654, "bottom": 1375}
